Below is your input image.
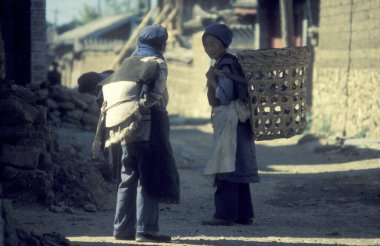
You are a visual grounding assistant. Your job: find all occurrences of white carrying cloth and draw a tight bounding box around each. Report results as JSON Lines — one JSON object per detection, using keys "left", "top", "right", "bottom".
{"left": 204, "top": 102, "right": 238, "bottom": 177}
{"left": 203, "top": 99, "right": 251, "bottom": 178}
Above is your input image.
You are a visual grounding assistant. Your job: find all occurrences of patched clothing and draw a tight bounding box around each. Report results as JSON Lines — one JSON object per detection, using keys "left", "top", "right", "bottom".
{"left": 111, "top": 25, "right": 178, "bottom": 238}
{"left": 100, "top": 56, "right": 168, "bottom": 147}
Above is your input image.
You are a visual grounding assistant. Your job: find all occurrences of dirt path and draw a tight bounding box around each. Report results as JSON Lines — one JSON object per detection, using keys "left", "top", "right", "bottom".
{"left": 14, "top": 123, "right": 380, "bottom": 246}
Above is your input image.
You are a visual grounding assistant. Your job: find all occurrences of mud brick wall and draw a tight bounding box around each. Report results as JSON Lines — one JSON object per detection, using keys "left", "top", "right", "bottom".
{"left": 60, "top": 52, "right": 118, "bottom": 88}
{"left": 71, "top": 52, "right": 116, "bottom": 88}
{"left": 64, "top": 33, "right": 212, "bottom": 118}
{"left": 311, "top": 0, "right": 380, "bottom": 138}
{"left": 31, "top": 0, "right": 47, "bottom": 84}
{"left": 166, "top": 32, "right": 211, "bottom": 118}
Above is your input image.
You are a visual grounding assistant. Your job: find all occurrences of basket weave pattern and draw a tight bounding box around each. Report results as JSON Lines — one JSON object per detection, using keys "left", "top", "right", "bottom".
{"left": 237, "top": 47, "right": 311, "bottom": 141}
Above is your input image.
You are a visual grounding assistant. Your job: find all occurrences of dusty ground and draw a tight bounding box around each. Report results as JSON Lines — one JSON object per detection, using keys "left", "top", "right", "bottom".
{"left": 13, "top": 122, "right": 380, "bottom": 246}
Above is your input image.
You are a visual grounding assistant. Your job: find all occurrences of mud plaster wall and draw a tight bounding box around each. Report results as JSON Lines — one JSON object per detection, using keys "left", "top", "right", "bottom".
{"left": 311, "top": 0, "right": 380, "bottom": 138}
{"left": 166, "top": 32, "right": 212, "bottom": 118}
{"left": 64, "top": 32, "right": 225, "bottom": 119}
{"left": 63, "top": 52, "right": 117, "bottom": 88}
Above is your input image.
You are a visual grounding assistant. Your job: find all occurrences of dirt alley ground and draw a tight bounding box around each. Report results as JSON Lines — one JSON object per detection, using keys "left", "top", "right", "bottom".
{"left": 13, "top": 122, "right": 380, "bottom": 246}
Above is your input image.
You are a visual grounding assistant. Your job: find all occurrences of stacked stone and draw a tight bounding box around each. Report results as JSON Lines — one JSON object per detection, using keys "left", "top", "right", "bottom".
{"left": 0, "top": 77, "right": 108, "bottom": 245}
{"left": 0, "top": 82, "right": 113, "bottom": 208}
{"left": 31, "top": 84, "right": 99, "bottom": 131}
{"left": 1, "top": 196, "right": 71, "bottom": 246}
{"left": 0, "top": 82, "right": 55, "bottom": 205}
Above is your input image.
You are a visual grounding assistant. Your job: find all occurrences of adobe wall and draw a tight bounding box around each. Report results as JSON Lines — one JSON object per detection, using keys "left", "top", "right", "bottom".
{"left": 61, "top": 52, "right": 117, "bottom": 88}
{"left": 311, "top": 0, "right": 380, "bottom": 138}
{"left": 64, "top": 32, "right": 234, "bottom": 119}
{"left": 166, "top": 32, "right": 211, "bottom": 118}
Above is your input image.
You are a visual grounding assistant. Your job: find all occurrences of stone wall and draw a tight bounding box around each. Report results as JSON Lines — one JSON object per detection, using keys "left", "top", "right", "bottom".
{"left": 311, "top": 0, "right": 380, "bottom": 138}
{"left": 0, "top": 83, "right": 56, "bottom": 205}
{"left": 0, "top": 82, "right": 108, "bottom": 207}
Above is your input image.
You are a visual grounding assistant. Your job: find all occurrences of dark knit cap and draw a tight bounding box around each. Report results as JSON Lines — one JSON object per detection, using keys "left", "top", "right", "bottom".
{"left": 137, "top": 25, "right": 168, "bottom": 49}
{"left": 203, "top": 23, "right": 233, "bottom": 47}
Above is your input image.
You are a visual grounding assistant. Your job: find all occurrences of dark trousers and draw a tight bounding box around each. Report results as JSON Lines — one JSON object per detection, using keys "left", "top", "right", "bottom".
{"left": 214, "top": 178, "right": 254, "bottom": 221}
{"left": 113, "top": 141, "right": 159, "bottom": 238}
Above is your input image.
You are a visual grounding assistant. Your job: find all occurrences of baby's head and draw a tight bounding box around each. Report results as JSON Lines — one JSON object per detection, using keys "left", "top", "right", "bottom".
{"left": 77, "top": 70, "right": 113, "bottom": 95}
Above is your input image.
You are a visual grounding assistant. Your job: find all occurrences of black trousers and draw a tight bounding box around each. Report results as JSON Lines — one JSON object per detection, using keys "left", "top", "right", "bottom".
{"left": 214, "top": 178, "right": 254, "bottom": 221}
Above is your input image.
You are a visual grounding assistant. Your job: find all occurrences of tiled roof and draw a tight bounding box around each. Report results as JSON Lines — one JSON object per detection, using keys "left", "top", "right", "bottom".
{"left": 57, "top": 13, "right": 138, "bottom": 42}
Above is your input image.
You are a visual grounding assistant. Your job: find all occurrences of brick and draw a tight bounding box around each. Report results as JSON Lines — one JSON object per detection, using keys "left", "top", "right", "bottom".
{"left": 312, "top": 0, "right": 380, "bottom": 138}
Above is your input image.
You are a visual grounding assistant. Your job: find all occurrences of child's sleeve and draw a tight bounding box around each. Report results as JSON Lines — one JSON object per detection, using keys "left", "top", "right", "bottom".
{"left": 215, "top": 65, "right": 234, "bottom": 105}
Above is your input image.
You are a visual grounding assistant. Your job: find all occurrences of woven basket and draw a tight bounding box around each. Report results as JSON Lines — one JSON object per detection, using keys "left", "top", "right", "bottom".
{"left": 236, "top": 46, "right": 311, "bottom": 141}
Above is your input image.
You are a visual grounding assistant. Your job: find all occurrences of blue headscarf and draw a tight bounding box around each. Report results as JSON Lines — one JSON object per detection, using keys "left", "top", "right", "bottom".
{"left": 133, "top": 25, "right": 168, "bottom": 60}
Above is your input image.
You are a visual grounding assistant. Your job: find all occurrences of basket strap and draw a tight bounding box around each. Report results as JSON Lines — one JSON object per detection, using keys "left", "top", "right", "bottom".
{"left": 213, "top": 69, "right": 247, "bottom": 86}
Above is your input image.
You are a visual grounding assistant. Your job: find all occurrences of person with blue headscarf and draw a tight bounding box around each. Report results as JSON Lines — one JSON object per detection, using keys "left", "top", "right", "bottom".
{"left": 201, "top": 23, "right": 260, "bottom": 226}
{"left": 95, "top": 24, "right": 179, "bottom": 243}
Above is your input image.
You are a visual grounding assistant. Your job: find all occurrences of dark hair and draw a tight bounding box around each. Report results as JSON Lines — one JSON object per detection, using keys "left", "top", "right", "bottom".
{"left": 77, "top": 72, "right": 102, "bottom": 94}
{"left": 101, "top": 70, "right": 114, "bottom": 75}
